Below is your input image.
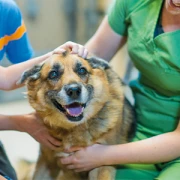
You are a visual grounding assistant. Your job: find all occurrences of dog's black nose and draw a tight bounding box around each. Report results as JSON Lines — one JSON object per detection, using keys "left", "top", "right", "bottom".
{"left": 65, "top": 84, "right": 81, "bottom": 99}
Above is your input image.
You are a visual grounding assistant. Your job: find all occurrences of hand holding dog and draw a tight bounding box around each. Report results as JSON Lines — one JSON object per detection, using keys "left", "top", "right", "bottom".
{"left": 0, "top": 112, "right": 61, "bottom": 150}
{"left": 60, "top": 144, "right": 110, "bottom": 172}
{"left": 0, "top": 113, "right": 61, "bottom": 150}
{"left": 18, "top": 112, "right": 61, "bottom": 150}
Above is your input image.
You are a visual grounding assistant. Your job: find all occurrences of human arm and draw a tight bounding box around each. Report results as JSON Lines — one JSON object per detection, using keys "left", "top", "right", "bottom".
{"left": 84, "top": 16, "right": 127, "bottom": 61}
{"left": 60, "top": 121, "right": 180, "bottom": 172}
{"left": 55, "top": 15, "right": 127, "bottom": 63}
{"left": 0, "top": 52, "right": 52, "bottom": 91}
{"left": 54, "top": 16, "right": 127, "bottom": 61}
{"left": 0, "top": 175, "right": 6, "bottom": 180}
{"left": 54, "top": 16, "right": 126, "bottom": 62}
{"left": 0, "top": 112, "right": 61, "bottom": 150}
{"left": 0, "top": 41, "right": 89, "bottom": 91}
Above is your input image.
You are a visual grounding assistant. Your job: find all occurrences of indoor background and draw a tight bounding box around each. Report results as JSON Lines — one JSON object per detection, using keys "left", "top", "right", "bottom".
{"left": 0, "top": 0, "right": 134, "bottom": 179}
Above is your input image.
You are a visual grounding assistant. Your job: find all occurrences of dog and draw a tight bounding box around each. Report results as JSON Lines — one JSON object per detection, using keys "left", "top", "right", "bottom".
{"left": 19, "top": 50, "right": 136, "bottom": 180}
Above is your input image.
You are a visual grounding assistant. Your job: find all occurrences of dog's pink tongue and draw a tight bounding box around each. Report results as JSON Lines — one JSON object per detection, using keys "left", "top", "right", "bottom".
{"left": 65, "top": 104, "right": 83, "bottom": 116}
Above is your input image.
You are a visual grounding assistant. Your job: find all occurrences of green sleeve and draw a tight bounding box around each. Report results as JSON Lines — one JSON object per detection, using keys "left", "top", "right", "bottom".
{"left": 108, "top": 0, "right": 128, "bottom": 36}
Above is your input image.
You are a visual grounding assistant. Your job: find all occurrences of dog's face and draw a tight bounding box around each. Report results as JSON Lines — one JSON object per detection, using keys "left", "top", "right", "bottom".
{"left": 20, "top": 51, "right": 111, "bottom": 129}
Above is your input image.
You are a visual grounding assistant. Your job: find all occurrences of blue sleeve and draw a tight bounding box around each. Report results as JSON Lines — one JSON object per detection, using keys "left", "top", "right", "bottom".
{"left": 3, "top": 0, "right": 34, "bottom": 64}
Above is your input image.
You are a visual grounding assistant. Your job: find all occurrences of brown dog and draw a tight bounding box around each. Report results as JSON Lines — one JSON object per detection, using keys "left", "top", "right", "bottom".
{"left": 19, "top": 51, "right": 135, "bottom": 180}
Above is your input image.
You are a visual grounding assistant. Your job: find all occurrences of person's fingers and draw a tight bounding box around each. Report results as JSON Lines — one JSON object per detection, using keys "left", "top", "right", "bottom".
{"left": 64, "top": 146, "right": 83, "bottom": 153}
{"left": 66, "top": 42, "right": 87, "bottom": 57}
{"left": 43, "top": 139, "right": 60, "bottom": 150}
{"left": 77, "top": 46, "right": 85, "bottom": 57}
{"left": 66, "top": 163, "right": 85, "bottom": 170}
{"left": 53, "top": 41, "right": 75, "bottom": 54}
{"left": 33, "top": 130, "right": 61, "bottom": 150}
{"left": 53, "top": 48, "right": 66, "bottom": 54}
{"left": 66, "top": 164, "right": 75, "bottom": 169}
{"left": 53, "top": 41, "right": 88, "bottom": 59}
{"left": 82, "top": 49, "right": 88, "bottom": 59}
{"left": 71, "top": 44, "right": 79, "bottom": 54}
{"left": 41, "top": 134, "right": 62, "bottom": 150}
{"left": 48, "top": 136, "right": 61, "bottom": 147}
{"left": 61, "top": 156, "right": 73, "bottom": 165}
{"left": 46, "top": 143, "right": 57, "bottom": 150}
{"left": 71, "top": 45, "right": 88, "bottom": 59}
{"left": 63, "top": 41, "right": 78, "bottom": 52}
{"left": 75, "top": 167, "right": 89, "bottom": 172}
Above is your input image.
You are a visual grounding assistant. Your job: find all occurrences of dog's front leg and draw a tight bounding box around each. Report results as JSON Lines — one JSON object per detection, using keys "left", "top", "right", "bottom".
{"left": 33, "top": 163, "right": 54, "bottom": 180}
{"left": 56, "top": 170, "right": 84, "bottom": 180}
{"left": 33, "top": 152, "right": 59, "bottom": 180}
{"left": 88, "top": 166, "right": 116, "bottom": 180}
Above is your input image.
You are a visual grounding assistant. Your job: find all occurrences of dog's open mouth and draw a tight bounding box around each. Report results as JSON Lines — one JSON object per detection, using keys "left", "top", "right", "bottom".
{"left": 52, "top": 99, "right": 85, "bottom": 122}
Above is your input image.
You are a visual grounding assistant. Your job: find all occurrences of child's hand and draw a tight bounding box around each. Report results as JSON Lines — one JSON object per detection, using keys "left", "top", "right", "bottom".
{"left": 53, "top": 41, "right": 88, "bottom": 59}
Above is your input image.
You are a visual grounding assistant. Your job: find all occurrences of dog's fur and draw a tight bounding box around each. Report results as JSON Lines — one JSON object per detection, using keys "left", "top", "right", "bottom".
{"left": 19, "top": 51, "right": 135, "bottom": 180}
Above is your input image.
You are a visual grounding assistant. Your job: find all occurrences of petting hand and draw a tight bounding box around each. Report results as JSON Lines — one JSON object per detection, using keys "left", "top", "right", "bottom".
{"left": 60, "top": 144, "right": 108, "bottom": 172}
{"left": 53, "top": 41, "right": 88, "bottom": 59}
{"left": 18, "top": 112, "right": 61, "bottom": 150}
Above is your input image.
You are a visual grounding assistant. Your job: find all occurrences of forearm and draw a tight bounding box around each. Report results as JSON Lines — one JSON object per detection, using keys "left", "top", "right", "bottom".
{"left": 105, "top": 129, "right": 180, "bottom": 165}
{"left": 85, "top": 36, "right": 125, "bottom": 62}
{"left": 85, "top": 16, "right": 127, "bottom": 61}
{"left": 0, "top": 114, "right": 25, "bottom": 131}
{"left": 0, "top": 175, "right": 6, "bottom": 180}
{"left": 0, "top": 52, "right": 52, "bottom": 90}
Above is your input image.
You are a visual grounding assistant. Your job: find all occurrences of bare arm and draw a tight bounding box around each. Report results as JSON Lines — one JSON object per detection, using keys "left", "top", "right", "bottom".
{"left": 60, "top": 121, "right": 180, "bottom": 171}
{"left": 85, "top": 16, "right": 127, "bottom": 61}
{"left": 0, "top": 52, "right": 52, "bottom": 91}
{"left": 0, "top": 113, "right": 61, "bottom": 150}
{"left": 106, "top": 121, "right": 180, "bottom": 165}
{"left": 0, "top": 175, "right": 6, "bottom": 180}
{"left": 0, "top": 41, "right": 90, "bottom": 91}
{"left": 54, "top": 17, "right": 126, "bottom": 62}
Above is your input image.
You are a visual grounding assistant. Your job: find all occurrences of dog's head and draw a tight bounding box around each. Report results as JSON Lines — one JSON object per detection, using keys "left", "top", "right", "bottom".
{"left": 19, "top": 51, "right": 111, "bottom": 129}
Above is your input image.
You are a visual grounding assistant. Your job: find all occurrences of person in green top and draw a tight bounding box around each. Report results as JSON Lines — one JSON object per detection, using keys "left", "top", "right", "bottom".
{"left": 59, "top": 0, "right": 180, "bottom": 179}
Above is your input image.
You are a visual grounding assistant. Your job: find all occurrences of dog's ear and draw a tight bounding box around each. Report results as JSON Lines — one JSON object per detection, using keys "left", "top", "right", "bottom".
{"left": 86, "top": 56, "right": 110, "bottom": 70}
{"left": 17, "top": 64, "right": 43, "bottom": 85}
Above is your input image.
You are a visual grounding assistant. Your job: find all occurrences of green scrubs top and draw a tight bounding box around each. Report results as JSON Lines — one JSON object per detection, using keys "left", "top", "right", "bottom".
{"left": 108, "top": 0, "right": 180, "bottom": 179}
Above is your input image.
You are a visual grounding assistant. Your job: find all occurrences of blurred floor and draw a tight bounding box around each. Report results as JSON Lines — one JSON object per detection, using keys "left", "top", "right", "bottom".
{"left": 0, "top": 100, "right": 39, "bottom": 169}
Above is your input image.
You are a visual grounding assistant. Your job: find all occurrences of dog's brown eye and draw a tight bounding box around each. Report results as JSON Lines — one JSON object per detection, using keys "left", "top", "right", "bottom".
{"left": 77, "top": 67, "right": 87, "bottom": 75}
{"left": 48, "top": 71, "right": 59, "bottom": 79}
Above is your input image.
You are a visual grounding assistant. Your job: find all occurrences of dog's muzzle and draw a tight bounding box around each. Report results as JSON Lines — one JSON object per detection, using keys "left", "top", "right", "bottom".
{"left": 47, "top": 83, "right": 93, "bottom": 122}
{"left": 64, "top": 84, "right": 82, "bottom": 100}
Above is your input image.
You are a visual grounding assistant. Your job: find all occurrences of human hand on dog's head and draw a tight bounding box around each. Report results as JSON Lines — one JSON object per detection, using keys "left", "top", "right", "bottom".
{"left": 53, "top": 41, "right": 88, "bottom": 59}
{"left": 18, "top": 112, "right": 62, "bottom": 150}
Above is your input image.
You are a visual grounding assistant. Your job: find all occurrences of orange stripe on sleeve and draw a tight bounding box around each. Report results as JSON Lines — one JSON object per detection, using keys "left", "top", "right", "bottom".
{"left": 0, "top": 21, "right": 27, "bottom": 50}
